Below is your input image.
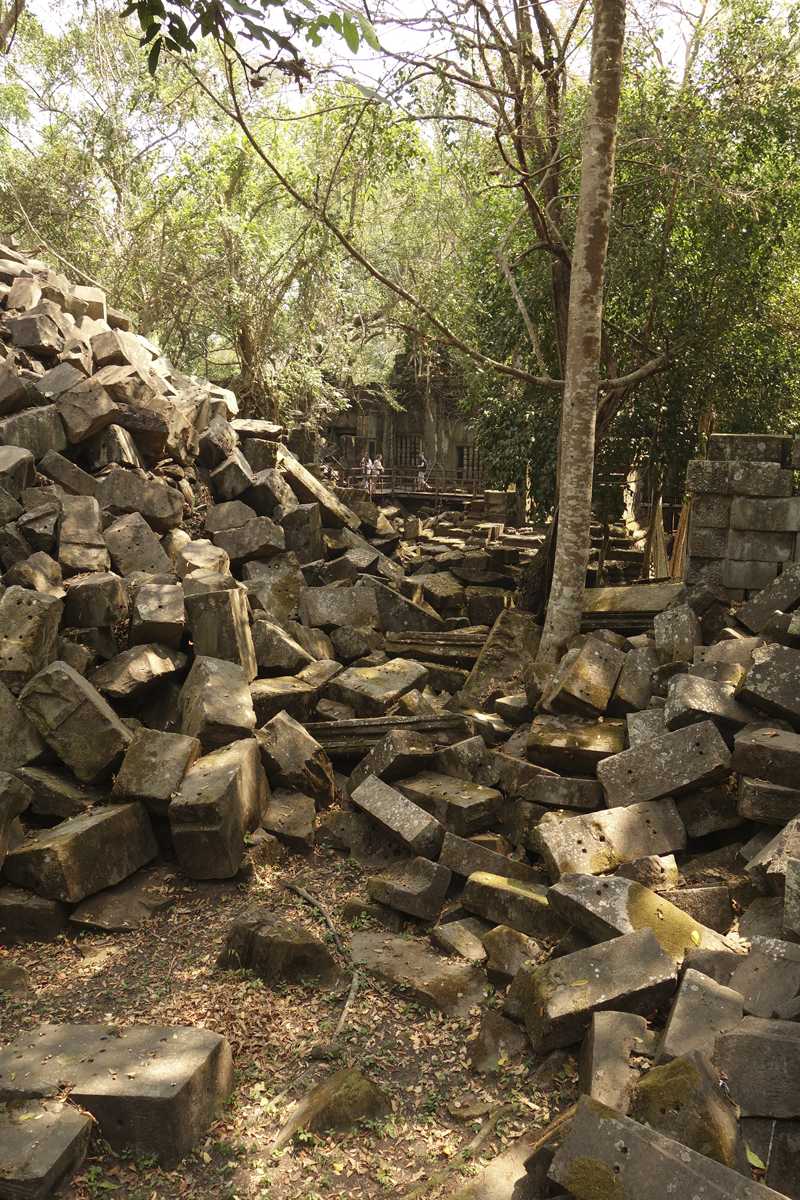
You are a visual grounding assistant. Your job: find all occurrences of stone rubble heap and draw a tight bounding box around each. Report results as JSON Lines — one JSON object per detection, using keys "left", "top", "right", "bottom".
{"left": 0, "top": 243, "right": 800, "bottom": 1198}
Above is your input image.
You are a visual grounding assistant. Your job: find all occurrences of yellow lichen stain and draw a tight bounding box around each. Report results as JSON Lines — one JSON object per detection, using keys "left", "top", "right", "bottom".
{"left": 625, "top": 882, "right": 701, "bottom": 960}
{"left": 564, "top": 1157, "right": 629, "bottom": 1199}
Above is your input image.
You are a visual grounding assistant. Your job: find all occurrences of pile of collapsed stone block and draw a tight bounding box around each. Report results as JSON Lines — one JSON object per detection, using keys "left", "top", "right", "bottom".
{"left": 686, "top": 432, "right": 800, "bottom": 599}
{"left": 1, "top": 235, "right": 800, "bottom": 1199}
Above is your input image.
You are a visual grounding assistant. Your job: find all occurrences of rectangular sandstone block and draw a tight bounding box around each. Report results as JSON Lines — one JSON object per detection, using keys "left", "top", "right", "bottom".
{"left": 707, "top": 433, "right": 790, "bottom": 463}
{"left": 714, "top": 1017, "right": 800, "bottom": 1118}
{"left": 350, "top": 774, "right": 445, "bottom": 859}
{"left": 533, "top": 800, "right": 687, "bottom": 880}
{"left": 738, "top": 645, "right": 800, "bottom": 724}
{"left": 737, "top": 564, "right": 800, "bottom": 634}
{"left": 688, "top": 526, "right": 726, "bottom": 559}
{"left": 725, "top": 528, "right": 795, "bottom": 562}
{"left": 596, "top": 721, "right": 731, "bottom": 808}
{"left": 690, "top": 493, "right": 732, "bottom": 529}
{"left": 730, "top": 496, "right": 800, "bottom": 533}
{"left": 685, "top": 557, "right": 723, "bottom": 587}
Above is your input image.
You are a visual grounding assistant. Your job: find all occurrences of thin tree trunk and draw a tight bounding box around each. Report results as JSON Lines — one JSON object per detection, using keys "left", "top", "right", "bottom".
{"left": 0, "top": 0, "right": 24, "bottom": 51}
{"left": 538, "top": 0, "right": 627, "bottom": 662}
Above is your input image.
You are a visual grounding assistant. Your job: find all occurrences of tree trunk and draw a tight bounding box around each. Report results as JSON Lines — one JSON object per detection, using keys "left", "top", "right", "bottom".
{"left": 0, "top": 0, "right": 24, "bottom": 51}
{"left": 537, "top": 0, "right": 627, "bottom": 662}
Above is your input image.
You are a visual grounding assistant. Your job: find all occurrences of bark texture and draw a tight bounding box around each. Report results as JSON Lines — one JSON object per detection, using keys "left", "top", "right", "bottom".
{"left": 538, "top": 0, "right": 627, "bottom": 662}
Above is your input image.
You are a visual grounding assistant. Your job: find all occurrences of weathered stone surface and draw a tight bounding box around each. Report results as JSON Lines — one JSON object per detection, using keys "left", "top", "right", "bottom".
{"left": 56, "top": 377, "right": 119, "bottom": 442}
{"left": 732, "top": 726, "right": 800, "bottom": 788}
{"left": 495, "top": 753, "right": 602, "bottom": 810}
{"left": 129, "top": 581, "right": 184, "bottom": 648}
{"left": 0, "top": 1022, "right": 234, "bottom": 1168}
{"left": 357, "top": 575, "right": 445, "bottom": 633}
{"left": 58, "top": 494, "right": 109, "bottom": 575}
{"left": 745, "top": 818, "right": 800, "bottom": 895}
{"left": 524, "top": 927, "right": 676, "bottom": 1053}
{"left": 737, "top": 563, "right": 800, "bottom": 634}
{"left": 533, "top": 800, "right": 687, "bottom": 881}
{"left": 209, "top": 448, "right": 254, "bottom": 500}
{"left": 95, "top": 466, "right": 183, "bottom": 533}
{"left": 438, "top": 831, "right": 540, "bottom": 884}
{"left": 0, "top": 405, "right": 67, "bottom": 459}
{"left": 545, "top": 636, "right": 626, "bottom": 717}
{"left": 3, "top": 803, "right": 157, "bottom": 903}
{"left": 185, "top": 587, "right": 256, "bottom": 681}
{"left": 676, "top": 785, "right": 743, "bottom": 838}
{"left": 430, "top": 917, "right": 490, "bottom": 961}
{"left": 664, "top": 674, "right": 751, "bottom": 737}
{"left": 326, "top": 658, "right": 428, "bottom": 717}
{"left": 578, "top": 1011, "right": 650, "bottom": 1115}
{"left": 279, "top": 502, "right": 323, "bottom": 564}
{"left": 615, "top": 854, "right": 679, "bottom": 889}
{"left": 255, "top": 711, "right": 333, "bottom": 809}
{"left": 715, "top": 1017, "right": 800, "bottom": 1118}
{"left": 276, "top": 445, "right": 359, "bottom": 529}
{"left": 526, "top": 714, "right": 626, "bottom": 773}
{"left": 0, "top": 680, "right": 49, "bottom": 772}
{"left": 654, "top": 603, "right": 702, "bottom": 664}
{"left": 608, "top": 645, "right": 658, "bottom": 715}
{"left": 549, "top": 1094, "right": 787, "bottom": 1200}
{"left": 631, "top": 1050, "right": 751, "bottom": 1175}
{"left": 482, "top": 924, "right": 538, "bottom": 987}
{"left": 469, "top": 1010, "right": 527, "bottom": 1074}
{"left": 170, "top": 738, "right": 266, "bottom": 878}
{"left": 367, "top": 857, "right": 451, "bottom": 920}
{"left": 218, "top": 907, "right": 341, "bottom": 987}
{"left": 176, "top": 538, "right": 229, "bottom": 579}
{"left": 346, "top": 728, "right": 436, "bottom": 797}
{"left": 739, "top": 1117, "right": 800, "bottom": 1200}
{"left": 250, "top": 621, "right": 314, "bottom": 676}
{"left": 547, "top": 874, "right": 732, "bottom": 961}
{"left": 63, "top": 571, "right": 127, "bottom": 629}
{"left": 0, "top": 586, "right": 62, "bottom": 694}
{"left": 394, "top": 771, "right": 503, "bottom": 838}
{"left": 69, "top": 863, "right": 176, "bottom": 931}
{"left": 739, "top": 644, "right": 800, "bottom": 724}
{"left": 657, "top": 969, "right": 744, "bottom": 1062}
{"left": 0, "top": 1098, "right": 91, "bottom": 1200}
{"left": 462, "top": 609, "right": 541, "bottom": 699}
{"left": 18, "top": 661, "right": 132, "bottom": 783}
{"left": 103, "top": 511, "right": 172, "bottom": 576}
{"left": 111, "top": 728, "right": 200, "bottom": 816}
{"left": 212, "top": 516, "right": 285, "bottom": 565}
{"left": 299, "top": 586, "right": 379, "bottom": 632}
{"left": 90, "top": 643, "right": 186, "bottom": 700}
{"left": 728, "top": 935, "right": 800, "bottom": 1018}
{"left": 349, "top": 931, "right": 487, "bottom": 1017}
{"left": 461, "top": 871, "right": 567, "bottom": 941}
{"left": 596, "top": 721, "right": 731, "bottom": 807}
{"left": 0, "top": 445, "right": 36, "bottom": 499}
{"left": 350, "top": 775, "right": 445, "bottom": 858}
{"left": 15, "top": 767, "right": 101, "bottom": 819}
{"left": 0, "top": 886, "right": 70, "bottom": 944}
{"left": 250, "top": 676, "right": 318, "bottom": 725}
{"left": 179, "top": 656, "right": 256, "bottom": 750}
{"left": 786, "top": 859, "right": 800, "bottom": 938}
{"left": 261, "top": 788, "right": 316, "bottom": 853}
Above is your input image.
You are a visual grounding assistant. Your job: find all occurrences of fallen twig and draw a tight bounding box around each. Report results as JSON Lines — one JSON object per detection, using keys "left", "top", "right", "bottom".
{"left": 334, "top": 968, "right": 361, "bottom": 1038}
{"left": 286, "top": 882, "right": 350, "bottom": 962}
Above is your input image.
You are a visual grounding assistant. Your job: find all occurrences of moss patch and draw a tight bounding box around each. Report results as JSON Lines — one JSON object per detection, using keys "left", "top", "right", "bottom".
{"left": 564, "top": 1157, "right": 628, "bottom": 1199}
{"left": 625, "top": 881, "right": 701, "bottom": 960}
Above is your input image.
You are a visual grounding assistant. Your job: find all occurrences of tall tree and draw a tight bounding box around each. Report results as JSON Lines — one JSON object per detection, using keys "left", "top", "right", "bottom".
{"left": 539, "top": 0, "right": 626, "bottom": 659}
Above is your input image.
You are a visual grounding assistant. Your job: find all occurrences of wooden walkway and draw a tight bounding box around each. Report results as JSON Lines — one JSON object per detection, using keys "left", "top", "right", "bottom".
{"left": 340, "top": 465, "right": 485, "bottom": 505}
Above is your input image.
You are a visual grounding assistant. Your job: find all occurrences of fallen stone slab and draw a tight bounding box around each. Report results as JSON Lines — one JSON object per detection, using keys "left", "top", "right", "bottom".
{"left": 271, "top": 1067, "right": 388, "bottom": 1152}
{"left": 251, "top": 621, "right": 314, "bottom": 676}
{"left": 654, "top": 603, "right": 702, "bottom": 664}
{"left": 732, "top": 726, "right": 800, "bottom": 788}
{"left": 394, "top": 771, "right": 504, "bottom": 838}
{"left": 737, "top": 563, "right": 800, "bottom": 634}
{"left": 179, "top": 656, "right": 256, "bottom": 750}
{"left": 0, "top": 586, "right": 62, "bottom": 694}
{"left": 715, "top": 1017, "right": 800, "bottom": 1118}
{"left": 63, "top": 571, "right": 128, "bottom": 629}
{"left": 0, "top": 405, "right": 67, "bottom": 459}
{"left": 170, "top": 739, "right": 267, "bottom": 878}
{"left": 608, "top": 645, "right": 658, "bottom": 715}
{"left": 110, "top": 728, "right": 201, "bottom": 817}
{"left": 438, "top": 831, "right": 541, "bottom": 884}
{"left": 185, "top": 587, "right": 256, "bottom": 681}
{"left": 256, "top": 711, "right": 334, "bottom": 809}
{"left": 0, "top": 1022, "right": 234, "bottom": 1168}
{"left": 494, "top": 753, "right": 602, "bottom": 811}
{"left": 261, "top": 788, "right": 316, "bottom": 853}
{"left": 211, "top": 515, "right": 285, "bottom": 565}
{"left": 462, "top": 609, "right": 541, "bottom": 699}
{"left": 326, "top": 658, "right": 429, "bottom": 717}
{"left": 656, "top": 967, "right": 744, "bottom": 1063}
{"left": 367, "top": 857, "right": 452, "bottom": 921}
{"left": 103, "top": 510, "right": 172, "bottom": 576}
{"left": 745, "top": 818, "right": 800, "bottom": 895}
{"left": 526, "top": 714, "right": 626, "bottom": 773}
{"left": 0, "top": 886, "right": 70, "bottom": 944}
{"left": 129, "top": 581, "right": 184, "bottom": 649}
{"left": 0, "top": 444, "right": 36, "bottom": 499}
{"left": 430, "top": 917, "right": 490, "bottom": 962}
{"left": 615, "top": 854, "right": 679, "bottom": 889}
{"left": 356, "top": 575, "right": 444, "bottom": 633}
{"left": 15, "top": 767, "right": 101, "bottom": 820}
{"left": 1, "top": 771, "right": 32, "bottom": 861}
{"left": 250, "top": 676, "right": 318, "bottom": 726}
{"left": 739, "top": 1117, "right": 800, "bottom": 1200}
{"left": 276, "top": 445, "right": 359, "bottom": 529}
{"left": 349, "top": 931, "right": 487, "bottom": 1017}
{"left": 577, "top": 1011, "right": 651, "bottom": 1115}
{"left": 533, "top": 800, "right": 687, "bottom": 881}
{"left": 0, "top": 679, "right": 49, "bottom": 772}
{"left": 482, "top": 924, "right": 538, "bottom": 986}
{"left": 547, "top": 874, "right": 733, "bottom": 961}
{"left": 544, "top": 636, "right": 626, "bottom": 718}
{"left": 350, "top": 775, "right": 445, "bottom": 858}
{"left": 470, "top": 1010, "right": 527, "bottom": 1074}
{"left": 728, "top": 935, "right": 800, "bottom": 1019}
{"left": 345, "top": 728, "right": 436, "bottom": 796}
{"left": 4, "top": 803, "right": 157, "bottom": 903}
{"left": 89, "top": 643, "right": 187, "bottom": 700}
{"left": 548, "top": 1094, "right": 788, "bottom": 1200}
{"left": 462, "top": 871, "right": 568, "bottom": 941}
{"left": 675, "top": 785, "right": 743, "bottom": 839}
{"left": 664, "top": 674, "right": 751, "bottom": 738}
{"left": 0, "top": 1098, "right": 92, "bottom": 1200}
{"left": 737, "top": 776, "right": 800, "bottom": 824}
{"left": 95, "top": 465, "right": 183, "bottom": 532}
{"left": 596, "top": 720, "right": 731, "bottom": 807}
{"left": 739, "top": 645, "right": 800, "bottom": 725}
{"left": 217, "top": 907, "right": 341, "bottom": 988}
{"left": 523, "top": 927, "right": 676, "bottom": 1053}
{"left": 305, "top": 713, "right": 472, "bottom": 760}
{"left": 18, "top": 661, "right": 132, "bottom": 784}
{"left": 70, "top": 864, "right": 176, "bottom": 932}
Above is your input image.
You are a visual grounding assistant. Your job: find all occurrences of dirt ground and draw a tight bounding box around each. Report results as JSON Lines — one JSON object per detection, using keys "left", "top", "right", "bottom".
{"left": 0, "top": 846, "right": 575, "bottom": 1200}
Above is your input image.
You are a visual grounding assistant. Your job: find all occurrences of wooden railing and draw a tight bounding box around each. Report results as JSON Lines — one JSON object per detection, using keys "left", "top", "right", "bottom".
{"left": 340, "top": 464, "right": 485, "bottom": 499}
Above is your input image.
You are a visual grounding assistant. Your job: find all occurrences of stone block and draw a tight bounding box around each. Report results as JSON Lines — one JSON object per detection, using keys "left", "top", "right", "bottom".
{"left": 346, "top": 728, "right": 436, "bottom": 796}
{"left": 348, "top": 931, "right": 486, "bottom": 1017}
{"left": 250, "top": 676, "right": 318, "bottom": 725}
{"left": 625, "top": 707, "right": 667, "bottom": 746}
{"left": 0, "top": 1098, "right": 91, "bottom": 1200}
{"left": 356, "top": 575, "right": 444, "bottom": 633}
{"left": 170, "top": 739, "right": 267, "bottom": 878}
{"left": 597, "top": 721, "right": 731, "bottom": 807}
{"left": 299, "top": 586, "right": 379, "bottom": 632}
{"left": 0, "top": 586, "right": 62, "bottom": 694}
{"left": 732, "top": 726, "right": 800, "bottom": 787}
{"left": 63, "top": 571, "right": 128, "bottom": 628}
{"left": 715, "top": 1017, "right": 800, "bottom": 1118}
{"left": 58, "top": 494, "right": 109, "bottom": 575}
{"left": 675, "top": 786, "right": 743, "bottom": 838}
{"left": 350, "top": 775, "right": 445, "bottom": 858}
{"left": 184, "top": 587, "right": 256, "bottom": 681}
{"left": 0, "top": 1022, "right": 234, "bottom": 1168}
{"left": 730, "top": 494, "right": 800, "bottom": 532}
{"left": 4, "top": 803, "right": 157, "bottom": 903}
{"left": 728, "top": 936, "right": 800, "bottom": 1018}
{"left": 0, "top": 445, "right": 36, "bottom": 499}
{"left": 56, "top": 377, "right": 119, "bottom": 442}
{"left": 726, "top": 527, "right": 795, "bottom": 562}
{"left": 578, "top": 1011, "right": 651, "bottom": 1114}
{"left": 255, "top": 710, "right": 334, "bottom": 809}
{"left": 438, "top": 831, "right": 540, "bottom": 884}
{"left": 16, "top": 767, "right": 102, "bottom": 819}
{"left": 524, "top": 927, "right": 676, "bottom": 1053}
{"left": 737, "top": 775, "right": 800, "bottom": 824}
{"left": 210, "top": 448, "right": 254, "bottom": 500}
{"left": 723, "top": 558, "right": 780, "bottom": 590}
{"left": 615, "top": 854, "right": 679, "bottom": 889}
{"left": 0, "top": 405, "right": 67, "bottom": 459}
{"left": 276, "top": 445, "right": 359, "bottom": 529}
{"left": 664, "top": 674, "right": 751, "bottom": 737}
{"left": 739, "top": 644, "right": 800, "bottom": 724}
{"left": 129, "top": 581, "right": 184, "bottom": 648}
{"left": 280, "top": 502, "right": 323, "bottom": 564}
{"left": 544, "top": 636, "right": 626, "bottom": 718}
{"left": 179, "top": 656, "right": 256, "bottom": 750}
{"left": 708, "top": 432, "right": 790, "bottom": 463}
{"left": 608, "top": 645, "right": 658, "bottom": 715}
{"left": 0, "top": 679, "right": 49, "bottom": 772}
{"left": 103, "top": 511, "right": 172, "bottom": 576}
{"left": 527, "top": 714, "right": 626, "bottom": 773}
{"left": 461, "top": 871, "right": 568, "bottom": 941}
{"left": 533, "top": 800, "right": 687, "bottom": 880}
{"left": 462, "top": 609, "right": 541, "bottom": 699}
{"left": 326, "top": 658, "right": 428, "bottom": 717}
{"left": 111, "top": 728, "right": 201, "bottom": 817}
{"left": 688, "top": 525, "right": 726, "bottom": 558}
{"left": 654, "top": 603, "right": 701, "bottom": 665}
{"left": 95, "top": 466, "right": 183, "bottom": 533}
{"left": 367, "top": 857, "right": 451, "bottom": 920}
{"left": 736, "top": 563, "right": 800, "bottom": 633}
{"left": 658, "top": 968, "right": 745, "bottom": 1064}
{"left": 260, "top": 787, "right": 315, "bottom": 853}
{"left": 211, "top": 516, "right": 285, "bottom": 565}
{"left": 394, "top": 771, "right": 503, "bottom": 838}
{"left": 218, "top": 907, "right": 341, "bottom": 987}
{"left": 251, "top": 621, "right": 313, "bottom": 676}
{"left": 18, "top": 661, "right": 131, "bottom": 783}
{"left": 89, "top": 643, "right": 186, "bottom": 700}
{"left": 548, "top": 873, "right": 731, "bottom": 961}
{"left": 241, "top": 466, "right": 295, "bottom": 513}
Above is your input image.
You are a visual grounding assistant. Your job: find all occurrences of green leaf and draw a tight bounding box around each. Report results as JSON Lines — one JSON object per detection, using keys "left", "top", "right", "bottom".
{"left": 356, "top": 11, "right": 380, "bottom": 51}
{"left": 746, "top": 1148, "right": 765, "bottom": 1170}
{"left": 147, "top": 37, "right": 162, "bottom": 74}
{"left": 342, "top": 11, "right": 359, "bottom": 53}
